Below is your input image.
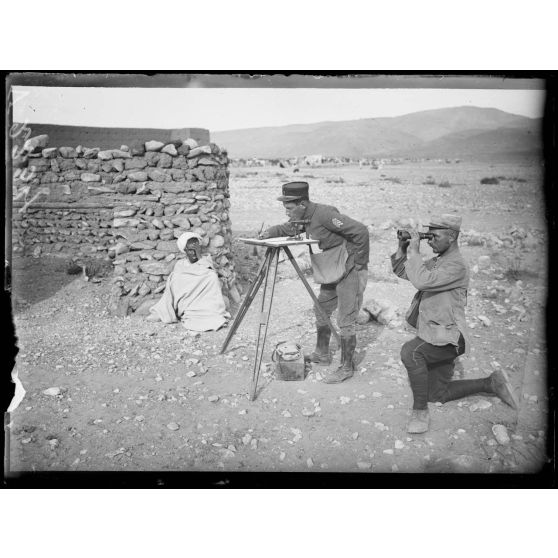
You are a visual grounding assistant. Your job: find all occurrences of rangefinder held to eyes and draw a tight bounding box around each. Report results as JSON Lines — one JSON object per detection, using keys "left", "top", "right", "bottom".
{"left": 397, "top": 230, "right": 434, "bottom": 241}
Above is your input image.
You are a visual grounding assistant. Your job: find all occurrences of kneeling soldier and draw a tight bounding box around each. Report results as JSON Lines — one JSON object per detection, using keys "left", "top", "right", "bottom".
{"left": 392, "top": 214, "right": 518, "bottom": 434}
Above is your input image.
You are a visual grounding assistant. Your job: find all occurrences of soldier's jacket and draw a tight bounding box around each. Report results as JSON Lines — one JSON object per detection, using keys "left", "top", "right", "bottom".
{"left": 265, "top": 201, "right": 370, "bottom": 268}
{"left": 391, "top": 246, "right": 470, "bottom": 353}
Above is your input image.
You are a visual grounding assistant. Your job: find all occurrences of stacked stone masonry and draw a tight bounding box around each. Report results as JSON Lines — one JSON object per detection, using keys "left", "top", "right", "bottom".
{"left": 12, "top": 134, "right": 237, "bottom": 312}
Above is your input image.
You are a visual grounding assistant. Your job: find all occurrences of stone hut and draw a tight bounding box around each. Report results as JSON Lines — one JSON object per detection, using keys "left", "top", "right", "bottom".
{"left": 11, "top": 130, "right": 239, "bottom": 315}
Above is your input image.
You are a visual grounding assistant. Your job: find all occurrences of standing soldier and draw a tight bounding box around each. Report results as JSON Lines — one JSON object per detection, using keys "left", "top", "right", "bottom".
{"left": 260, "top": 181, "right": 370, "bottom": 383}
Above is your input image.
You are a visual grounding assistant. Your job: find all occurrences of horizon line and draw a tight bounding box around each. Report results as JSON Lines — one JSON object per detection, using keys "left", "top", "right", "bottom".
{"left": 13, "top": 104, "right": 538, "bottom": 135}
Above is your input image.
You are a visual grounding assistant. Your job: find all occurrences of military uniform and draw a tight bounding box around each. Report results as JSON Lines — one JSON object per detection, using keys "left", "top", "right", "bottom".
{"left": 265, "top": 200, "right": 369, "bottom": 335}
{"left": 263, "top": 182, "right": 370, "bottom": 383}
{"left": 393, "top": 214, "right": 518, "bottom": 434}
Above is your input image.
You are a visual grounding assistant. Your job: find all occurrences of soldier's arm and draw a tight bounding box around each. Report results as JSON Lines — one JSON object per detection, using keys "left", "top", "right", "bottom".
{"left": 391, "top": 252, "right": 409, "bottom": 280}
{"left": 260, "top": 222, "right": 297, "bottom": 239}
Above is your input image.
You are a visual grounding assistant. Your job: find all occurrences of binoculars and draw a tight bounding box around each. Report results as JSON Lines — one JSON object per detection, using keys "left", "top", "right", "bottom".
{"left": 397, "top": 229, "right": 434, "bottom": 241}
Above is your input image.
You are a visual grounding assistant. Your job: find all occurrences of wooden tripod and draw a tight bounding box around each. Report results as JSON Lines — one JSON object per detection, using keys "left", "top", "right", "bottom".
{"left": 220, "top": 238, "right": 340, "bottom": 401}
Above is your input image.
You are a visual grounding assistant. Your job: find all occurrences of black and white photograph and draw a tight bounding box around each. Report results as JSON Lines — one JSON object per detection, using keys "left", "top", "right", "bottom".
{"left": 3, "top": 72, "right": 552, "bottom": 484}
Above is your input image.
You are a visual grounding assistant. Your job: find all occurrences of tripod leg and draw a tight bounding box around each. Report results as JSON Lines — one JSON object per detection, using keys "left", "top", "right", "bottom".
{"left": 220, "top": 248, "right": 272, "bottom": 354}
{"left": 249, "top": 248, "right": 280, "bottom": 401}
{"left": 282, "top": 246, "right": 340, "bottom": 344}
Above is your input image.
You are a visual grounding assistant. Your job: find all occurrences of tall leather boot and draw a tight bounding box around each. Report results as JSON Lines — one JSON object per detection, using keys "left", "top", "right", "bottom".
{"left": 308, "top": 325, "right": 332, "bottom": 365}
{"left": 322, "top": 335, "right": 356, "bottom": 384}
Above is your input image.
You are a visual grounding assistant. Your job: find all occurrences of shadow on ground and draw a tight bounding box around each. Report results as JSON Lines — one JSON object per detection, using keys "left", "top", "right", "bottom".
{"left": 12, "top": 255, "right": 78, "bottom": 308}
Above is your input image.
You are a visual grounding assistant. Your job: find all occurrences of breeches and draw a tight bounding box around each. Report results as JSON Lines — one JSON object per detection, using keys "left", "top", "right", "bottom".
{"left": 400, "top": 334, "right": 466, "bottom": 409}
{"left": 314, "top": 266, "right": 367, "bottom": 337}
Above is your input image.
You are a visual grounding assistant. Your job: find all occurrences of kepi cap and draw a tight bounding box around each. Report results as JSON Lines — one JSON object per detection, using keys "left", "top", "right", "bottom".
{"left": 427, "top": 213, "right": 462, "bottom": 232}
{"left": 277, "top": 181, "right": 309, "bottom": 202}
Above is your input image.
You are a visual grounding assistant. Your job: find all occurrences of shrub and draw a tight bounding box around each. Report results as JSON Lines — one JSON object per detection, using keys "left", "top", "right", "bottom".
{"left": 438, "top": 180, "right": 451, "bottom": 188}
{"left": 480, "top": 177, "right": 500, "bottom": 185}
{"left": 503, "top": 251, "right": 539, "bottom": 282}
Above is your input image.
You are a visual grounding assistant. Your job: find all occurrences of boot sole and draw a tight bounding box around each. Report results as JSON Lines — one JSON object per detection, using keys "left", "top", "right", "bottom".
{"left": 407, "top": 423, "right": 429, "bottom": 434}
{"left": 498, "top": 370, "right": 519, "bottom": 410}
{"left": 307, "top": 356, "right": 332, "bottom": 365}
{"left": 321, "top": 373, "right": 354, "bottom": 384}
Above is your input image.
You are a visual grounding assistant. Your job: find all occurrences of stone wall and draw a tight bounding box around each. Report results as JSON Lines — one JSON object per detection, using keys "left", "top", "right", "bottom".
{"left": 12, "top": 134, "right": 239, "bottom": 314}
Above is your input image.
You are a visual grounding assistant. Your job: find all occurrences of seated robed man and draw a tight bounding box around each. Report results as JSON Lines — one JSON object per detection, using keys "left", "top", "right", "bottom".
{"left": 392, "top": 213, "right": 518, "bottom": 434}
{"left": 148, "top": 232, "right": 230, "bottom": 331}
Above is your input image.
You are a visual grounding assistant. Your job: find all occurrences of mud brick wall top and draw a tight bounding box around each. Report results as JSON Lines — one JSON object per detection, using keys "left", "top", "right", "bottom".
{"left": 12, "top": 123, "right": 210, "bottom": 150}
{"left": 12, "top": 133, "right": 240, "bottom": 314}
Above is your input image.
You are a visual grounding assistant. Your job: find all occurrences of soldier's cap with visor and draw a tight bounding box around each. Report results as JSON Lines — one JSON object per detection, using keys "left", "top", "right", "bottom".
{"left": 426, "top": 213, "right": 462, "bottom": 232}
{"left": 277, "top": 181, "right": 309, "bottom": 202}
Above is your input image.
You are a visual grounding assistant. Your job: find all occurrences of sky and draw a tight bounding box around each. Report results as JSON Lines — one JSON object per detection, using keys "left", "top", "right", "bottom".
{"left": 12, "top": 86, "right": 546, "bottom": 133}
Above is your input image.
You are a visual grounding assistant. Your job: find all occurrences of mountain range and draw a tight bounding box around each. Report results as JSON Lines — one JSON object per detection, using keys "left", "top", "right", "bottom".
{"left": 212, "top": 106, "right": 543, "bottom": 161}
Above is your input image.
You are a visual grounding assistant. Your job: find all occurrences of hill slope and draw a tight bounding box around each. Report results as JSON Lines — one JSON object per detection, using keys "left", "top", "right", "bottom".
{"left": 212, "top": 106, "right": 541, "bottom": 160}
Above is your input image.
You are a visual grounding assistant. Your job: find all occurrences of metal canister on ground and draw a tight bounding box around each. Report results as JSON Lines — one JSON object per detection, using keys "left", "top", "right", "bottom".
{"left": 272, "top": 341, "right": 306, "bottom": 381}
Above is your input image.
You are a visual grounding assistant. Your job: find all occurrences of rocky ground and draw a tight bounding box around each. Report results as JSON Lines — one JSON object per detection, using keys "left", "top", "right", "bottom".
{"left": 7, "top": 162, "right": 551, "bottom": 478}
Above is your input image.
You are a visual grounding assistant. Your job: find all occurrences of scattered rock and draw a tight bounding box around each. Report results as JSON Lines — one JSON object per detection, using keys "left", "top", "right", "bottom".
{"left": 166, "top": 422, "right": 180, "bottom": 431}
{"left": 42, "top": 147, "right": 58, "bottom": 158}
{"left": 145, "top": 140, "right": 164, "bottom": 152}
{"left": 477, "top": 315, "right": 491, "bottom": 327}
{"left": 83, "top": 148, "right": 100, "bottom": 159}
{"left": 362, "top": 296, "right": 399, "bottom": 327}
{"left": 105, "top": 448, "right": 126, "bottom": 458}
{"left": 357, "top": 461, "right": 372, "bottom": 470}
{"left": 290, "top": 428, "right": 302, "bottom": 442}
{"left": 183, "top": 138, "right": 198, "bottom": 149}
{"left": 394, "top": 440, "right": 405, "bottom": 449}
{"left": 208, "top": 395, "right": 219, "bottom": 402}
{"left": 43, "top": 387, "right": 61, "bottom": 397}
{"left": 97, "top": 150, "right": 114, "bottom": 160}
{"left": 470, "top": 400, "right": 492, "bottom": 412}
{"left": 23, "top": 134, "right": 49, "bottom": 153}
{"left": 492, "top": 424, "right": 510, "bottom": 445}
{"left": 162, "top": 144, "right": 178, "bottom": 156}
